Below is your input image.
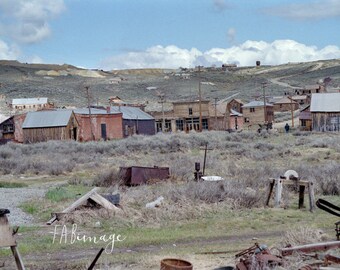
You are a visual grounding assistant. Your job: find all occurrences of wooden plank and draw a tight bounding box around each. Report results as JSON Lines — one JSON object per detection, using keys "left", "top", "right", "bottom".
{"left": 89, "top": 193, "right": 122, "bottom": 212}
{"left": 47, "top": 187, "right": 99, "bottom": 225}
{"left": 298, "top": 185, "right": 305, "bottom": 209}
{"left": 265, "top": 179, "right": 275, "bottom": 206}
{"left": 0, "top": 216, "right": 16, "bottom": 247}
{"left": 11, "top": 246, "right": 25, "bottom": 270}
{"left": 275, "top": 179, "right": 283, "bottom": 208}
{"left": 308, "top": 181, "right": 316, "bottom": 212}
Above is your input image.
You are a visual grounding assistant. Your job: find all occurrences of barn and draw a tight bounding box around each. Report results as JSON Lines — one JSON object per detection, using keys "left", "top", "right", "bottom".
{"left": 310, "top": 93, "right": 340, "bottom": 132}
{"left": 22, "top": 110, "right": 78, "bottom": 143}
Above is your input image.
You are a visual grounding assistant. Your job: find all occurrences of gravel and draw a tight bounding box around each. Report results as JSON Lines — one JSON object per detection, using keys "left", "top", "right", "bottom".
{"left": 0, "top": 187, "right": 46, "bottom": 225}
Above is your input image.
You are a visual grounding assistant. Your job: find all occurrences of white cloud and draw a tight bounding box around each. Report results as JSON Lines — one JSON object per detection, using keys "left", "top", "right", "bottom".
{"left": 0, "top": 39, "right": 20, "bottom": 60}
{"left": 100, "top": 40, "right": 340, "bottom": 70}
{"left": 265, "top": 0, "right": 340, "bottom": 20}
{"left": 0, "top": 0, "right": 65, "bottom": 43}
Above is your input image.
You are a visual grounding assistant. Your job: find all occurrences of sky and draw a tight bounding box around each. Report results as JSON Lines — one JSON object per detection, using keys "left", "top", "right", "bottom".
{"left": 0, "top": 0, "right": 339, "bottom": 70}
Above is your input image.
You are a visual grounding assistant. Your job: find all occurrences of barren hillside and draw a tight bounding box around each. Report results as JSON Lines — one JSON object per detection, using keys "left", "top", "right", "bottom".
{"left": 0, "top": 59, "right": 339, "bottom": 116}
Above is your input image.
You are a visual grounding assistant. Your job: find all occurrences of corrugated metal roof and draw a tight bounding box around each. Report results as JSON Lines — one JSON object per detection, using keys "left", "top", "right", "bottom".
{"left": 310, "top": 93, "right": 340, "bottom": 112}
{"left": 73, "top": 108, "right": 121, "bottom": 115}
{"left": 22, "top": 110, "right": 73, "bottom": 128}
{"left": 242, "top": 101, "right": 273, "bottom": 108}
{"left": 12, "top": 98, "right": 48, "bottom": 105}
{"left": 110, "top": 106, "right": 154, "bottom": 120}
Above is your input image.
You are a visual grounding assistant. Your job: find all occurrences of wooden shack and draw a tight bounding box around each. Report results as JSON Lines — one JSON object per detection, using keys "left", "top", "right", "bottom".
{"left": 310, "top": 93, "right": 340, "bottom": 132}
{"left": 22, "top": 110, "right": 78, "bottom": 143}
{"left": 299, "top": 105, "right": 312, "bottom": 131}
{"left": 242, "top": 101, "right": 274, "bottom": 129}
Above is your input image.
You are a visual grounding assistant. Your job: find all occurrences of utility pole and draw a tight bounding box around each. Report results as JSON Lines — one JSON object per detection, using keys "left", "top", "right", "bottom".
{"left": 157, "top": 93, "right": 166, "bottom": 132}
{"left": 198, "top": 66, "right": 202, "bottom": 132}
{"left": 262, "top": 82, "right": 267, "bottom": 124}
{"left": 290, "top": 92, "right": 295, "bottom": 127}
{"left": 85, "top": 86, "right": 95, "bottom": 141}
{"left": 214, "top": 98, "right": 218, "bottom": 130}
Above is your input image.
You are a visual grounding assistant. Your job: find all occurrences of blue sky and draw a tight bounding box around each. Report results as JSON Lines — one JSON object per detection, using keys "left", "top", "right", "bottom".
{"left": 0, "top": 0, "right": 339, "bottom": 69}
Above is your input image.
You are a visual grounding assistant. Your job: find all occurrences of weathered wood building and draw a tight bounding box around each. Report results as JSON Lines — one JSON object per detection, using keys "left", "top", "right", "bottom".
{"left": 0, "top": 114, "right": 26, "bottom": 143}
{"left": 74, "top": 108, "right": 123, "bottom": 141}
{"left": 299, "top": 105, "right": 312, "bottom": 131}
{"left": 242, "top": 101, "right": 274, "bottom": 129}
{"left": 22, "top": 110, "right": 78, "bottom": 143}
{"left": 310, "top": 93, "right": 340, "bottom": 132}
{"left": 273, "top": 97, "right": 299, "bottom": 112}
{"left": 109, "top": 106, "right": 155, "bottom": 137}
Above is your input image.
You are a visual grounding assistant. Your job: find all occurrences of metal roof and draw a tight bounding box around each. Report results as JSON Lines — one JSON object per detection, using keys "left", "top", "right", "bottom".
{"left": 242, "top": 101, "right": 273, "bottom": 108}
{"left": 22, "top": 110, "right": 73, "bottom": 128}
{"left": 12, "top": 98, "right": 48, "bottom": 105}
{"left": 274, "top": 96, "right": 298, "bottom": 104}
{"left": 310, "top": 93, "right": 340, "bottom": 112}
{"left": 109, "top": 106, "right": 154, "bottom": 120}
{"left": 73, "top": 108, "right": 121, "bottom": 115}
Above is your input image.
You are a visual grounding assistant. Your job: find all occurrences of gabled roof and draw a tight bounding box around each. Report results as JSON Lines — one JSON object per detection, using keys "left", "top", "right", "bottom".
{"left": 12, "top": 98, "right": 48, "bottom": 105}
{"left": 22, "top": 110, "right": 73, "bottom": 128}
{"left": 310, "top": 93, "right": 340, "bottom": 112}
{"left": 274, "top": 96, "right": 298, "bottom": 105}
{"left": 110, "top": 106, "right": 154, "bottom": 120}
{"left": 242, "top": 101, "right": 273, "bottom": 108}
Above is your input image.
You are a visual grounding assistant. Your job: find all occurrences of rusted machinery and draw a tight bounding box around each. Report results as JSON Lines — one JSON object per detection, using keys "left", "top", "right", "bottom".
{"left": 235, "top": 243, "right": 283, "bottom": 270}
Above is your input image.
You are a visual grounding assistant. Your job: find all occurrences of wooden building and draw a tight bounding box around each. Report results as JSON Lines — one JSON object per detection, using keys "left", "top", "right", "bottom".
{"left": 226, "top": 99, "right": 244, "bottom": 131}
{"left": 310, "top": 93, "right": 340, "bottom": 132}
{"left": 10, "top": 97, "right": 53, "bottom": 112}
{"left": 172, "top": 100, "right": 210, "bottom": 132}
{"left": 0, "top": 114, "right": 26, "bottom": 143}
{"left": 22, "top": 110, "right": 78, "bottom": 143}
{"left": 294, "top": 84, "right": 326, "bottom": 95}
{"left": 109, "top": 106, "right": 155, "bottom": 137}
{"left": 273, "top": 96, "right": 299, "bottom": 112}
{"left": 242, "top": 101, "right": 274, "bottom": 129}
{"left": 74, "top": 108, "right": 123, "bottom": 141}
{"left": 299, "top": 105, "right": 312, "bottom": 131}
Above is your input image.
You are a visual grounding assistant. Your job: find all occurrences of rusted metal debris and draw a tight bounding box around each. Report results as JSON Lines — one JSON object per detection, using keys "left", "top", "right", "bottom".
{"left": 316, "top": 198, "right": 340, "bottom": 240}
{"left": 119, "top": 166, "right": 170, "bottom": 185}
{"left": 280, "top": 241, "right": 340, "bottom": 269}
{"left": 235, "top": 243, "right": 283, "bottom": 270}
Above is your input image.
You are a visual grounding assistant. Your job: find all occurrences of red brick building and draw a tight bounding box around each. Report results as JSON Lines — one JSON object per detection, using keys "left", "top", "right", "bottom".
{"left": 74, "top": 108, "right": 123, "bottom": 141}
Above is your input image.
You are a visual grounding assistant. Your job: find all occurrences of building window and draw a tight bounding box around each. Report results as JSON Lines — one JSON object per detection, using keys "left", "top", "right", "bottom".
{"left": 3, "top": 124, "right": 14, "bottom": 133}
{"left": 202, "top": 119, "right": 209, "bottom": 130}
{"left": 188, "top": 108, "right": 193, "bottom": 115}
{"left": 176, "top": 119, "right": 184, "bottom": 131}
{"left": 244, "top": 117, "right": 250, "bottom": 123}
{"left": 250, "top": 108, "right": 255, "bottom": 113}
{"left": 301, "top": 119, "right": 307, "bottom": 127}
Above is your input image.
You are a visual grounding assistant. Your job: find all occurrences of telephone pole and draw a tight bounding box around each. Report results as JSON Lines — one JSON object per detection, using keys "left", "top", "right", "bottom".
{"left": 85, "top": 86, "right": 95, "bottom": 141}
{"left": 214, "top": 98, "right": 218, "bottom": 130}
{"left": 262, "top": 82, "right": 267, "bottom": 123}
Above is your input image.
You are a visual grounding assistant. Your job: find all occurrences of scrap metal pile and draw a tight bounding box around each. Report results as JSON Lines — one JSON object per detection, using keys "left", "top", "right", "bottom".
{"left": 234, "top": 241, "right": 340, "bottom": 270}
